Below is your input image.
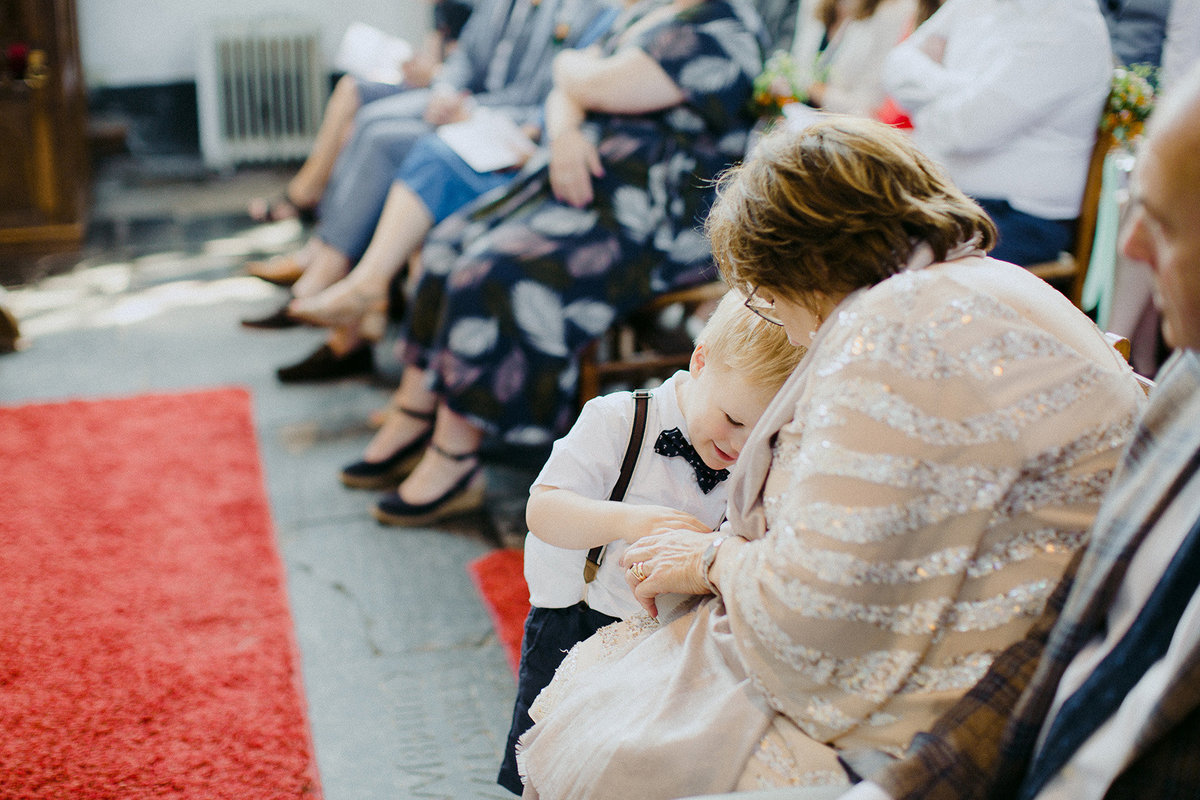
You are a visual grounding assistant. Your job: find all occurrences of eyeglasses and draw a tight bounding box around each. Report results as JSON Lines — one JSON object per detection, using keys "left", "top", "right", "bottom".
{"left": 743, "top": 287, "right": 783, "bottom": 326}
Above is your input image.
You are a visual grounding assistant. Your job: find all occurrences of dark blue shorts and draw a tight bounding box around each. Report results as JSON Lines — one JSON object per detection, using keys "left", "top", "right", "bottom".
{"left": 397, "top": 134, "right": 514, "bottom": 225}
{"left": 496, "top": 602, "right": 620, "bottom": 794}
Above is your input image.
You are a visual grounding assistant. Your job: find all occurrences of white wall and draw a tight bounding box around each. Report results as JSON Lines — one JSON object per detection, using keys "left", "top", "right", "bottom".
{"left": 78, "top": 0, "right": 431, "bottom": 88}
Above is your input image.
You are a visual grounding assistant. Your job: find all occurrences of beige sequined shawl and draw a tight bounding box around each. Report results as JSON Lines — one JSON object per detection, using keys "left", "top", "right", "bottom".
{"left": 517, "top": 250, "right": 1145, "bottom": 799}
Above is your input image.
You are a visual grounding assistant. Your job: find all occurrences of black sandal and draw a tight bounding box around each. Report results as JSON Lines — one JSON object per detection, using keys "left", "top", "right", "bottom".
{"left": 371, "top": 444, "right": 486, "bottom": 527}
{"left": 339, "top": 407, "right": 436, "bottom": 489}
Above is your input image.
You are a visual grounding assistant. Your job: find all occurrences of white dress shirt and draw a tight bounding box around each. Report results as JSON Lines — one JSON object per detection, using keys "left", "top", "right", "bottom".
{"left": 883, "top": 0, "right": 1112, "bottom": 220}
{"left": 523, "top": 373, "right": 729, "bottom": 620}
{"left": 1163, "top": 0, "right": 1200, "bottom": 93}
{"left": 790, "top": 0, "right": 917, "bottom": 117}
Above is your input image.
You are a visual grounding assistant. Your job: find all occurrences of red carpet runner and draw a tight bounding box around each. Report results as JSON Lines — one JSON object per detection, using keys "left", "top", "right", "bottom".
{"left": 467, "top": 549, "right": 529, "bottom": 677}
{"left": 0, "top": 388, "right": 321, "bottom": 799}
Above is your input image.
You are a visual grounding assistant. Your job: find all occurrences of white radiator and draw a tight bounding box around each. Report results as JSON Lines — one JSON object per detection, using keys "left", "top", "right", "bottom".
{"left": 197, "top": 18, "right": 326, "bottom": 169}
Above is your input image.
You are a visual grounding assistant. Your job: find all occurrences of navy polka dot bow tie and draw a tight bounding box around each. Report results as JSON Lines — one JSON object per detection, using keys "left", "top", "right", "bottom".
{"left": 654, "top": 427, "right": 729, "bottom": 494}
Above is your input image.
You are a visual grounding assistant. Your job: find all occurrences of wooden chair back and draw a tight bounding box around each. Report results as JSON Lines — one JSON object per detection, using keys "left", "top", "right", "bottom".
{"left": 1104, "top": 331, "right": 1155, "bottom": 394}
{"left": 577, "top": 281, "right": 727, "bottom": 406}
{"left": 1027, "top": 130, "right": 1115, "bottom": 307}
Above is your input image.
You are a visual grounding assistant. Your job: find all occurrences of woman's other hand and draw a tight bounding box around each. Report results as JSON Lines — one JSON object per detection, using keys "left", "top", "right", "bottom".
{"left": 424, "top": 87, "right": 471, "bottom": 125}
{"left": 549, "top": 127, "right": 604, "bottom": 207}
{"left": 621, "top": 531, "right": 714, "bottom": 617}
{"left": 402, "top": 35, "right": 443, "bottom": 88}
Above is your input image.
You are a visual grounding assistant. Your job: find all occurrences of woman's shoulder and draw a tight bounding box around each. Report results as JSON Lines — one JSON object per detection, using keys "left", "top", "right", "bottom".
{"left": 816, "top": 258, "right": 1127, "bottom": 383}
{"left": 832, "top": 261, "right": 1015, "bottom": 330}
{"left": 839, "top": 257, "right": 1068, "bottom": 330}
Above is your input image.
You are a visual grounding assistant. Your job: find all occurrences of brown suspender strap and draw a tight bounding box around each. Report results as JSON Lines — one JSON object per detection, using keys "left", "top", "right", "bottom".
{"left": 583, "top": 390, "right": 651, "bottom": 583}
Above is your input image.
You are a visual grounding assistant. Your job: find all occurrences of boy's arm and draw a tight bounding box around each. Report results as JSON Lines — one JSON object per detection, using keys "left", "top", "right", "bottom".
{"left": 527, "top": 486, "right": 710, "bottom": 550}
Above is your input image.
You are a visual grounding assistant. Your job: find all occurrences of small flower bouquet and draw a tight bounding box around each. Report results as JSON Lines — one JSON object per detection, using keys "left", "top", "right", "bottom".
{"left": 1101, "top": 64, "right": 1157, "bottom": 147}
{"left": 751, "top": 51, "right": 809, "bottom": 119}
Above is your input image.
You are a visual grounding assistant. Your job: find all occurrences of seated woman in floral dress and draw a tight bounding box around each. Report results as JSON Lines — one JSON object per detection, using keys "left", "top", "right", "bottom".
{"left": 338, "top": 0, "right": 768, "bottom": 520}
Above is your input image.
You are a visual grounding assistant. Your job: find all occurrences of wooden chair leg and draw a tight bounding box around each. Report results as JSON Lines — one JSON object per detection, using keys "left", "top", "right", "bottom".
{"left": 578, "top": 341, "right": 600, "bottom": 408}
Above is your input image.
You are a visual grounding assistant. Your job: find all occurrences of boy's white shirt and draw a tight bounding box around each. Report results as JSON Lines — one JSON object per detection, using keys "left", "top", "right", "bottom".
{"left": 524, "top": 372, "right": 730, "bottom": 620}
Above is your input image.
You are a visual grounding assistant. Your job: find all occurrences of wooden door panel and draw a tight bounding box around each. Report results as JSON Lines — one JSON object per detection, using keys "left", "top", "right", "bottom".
{"left": 0, "top": 92, "right": 41, "bottom": 222}
{"left": 0, "top": 0, "right": 88, "bottom": 252}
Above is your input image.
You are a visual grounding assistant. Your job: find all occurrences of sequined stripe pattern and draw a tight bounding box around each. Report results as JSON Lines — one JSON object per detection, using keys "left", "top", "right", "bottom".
{"left": 744, "top": 602, "right": 1006, "bottom": 704}
{"left": 1022, "top": 414, "right": 1139, "bottom": 474}
{"left": 770, "top": 422, "right": 1133, "bottom": 546}
{"left": 780, "top": 528, "right": 1087, "bottom": 589}
{"left": 822, "top": 324, "right": 1082, "bottom": 382}
{"left": 802, "top": 695, "right": 875, "bottom": 734}
{"left": 992, "top": 468, "right": 1114, "bottom": 521}
{"left": 967, "top": 528, "right": 1089, "bottom": 578}
{"left": 815, "top": 292, "right": 1032, "bottom": 380}
{"left": 807, "top": 367, "right": 1110, "bottom": 446}
{"left": 746, "top": 607, "right": 1010, "bottom": 703}
{"left": 898, "top": 650, "right": 999, "bottom": 694}
{"left": 736, "top": 585, "right": 923, "bottom": 707}
{"left": 782, "top": 439, "right": 1019, "bottom": 500}
{"left": 764, "top": 575, "right": 1055, "bottom": 636}
{"left": 748, "top": 733, "right": 851, "bottom": 789}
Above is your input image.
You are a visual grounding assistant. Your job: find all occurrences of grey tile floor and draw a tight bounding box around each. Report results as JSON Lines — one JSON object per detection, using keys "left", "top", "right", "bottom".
{"left": 0, "top": 161, "right": 533, "bottom": 800}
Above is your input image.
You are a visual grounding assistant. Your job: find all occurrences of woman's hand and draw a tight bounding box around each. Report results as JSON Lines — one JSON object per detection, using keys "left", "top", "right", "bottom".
{"left": 549, "top": 127, "right": 604, "bottom": 208}
{"left": 621, "top": 530, "right": 715, "bottom": 617}
{"left": 424, "top": 88, "right": 471, "bottom": 125}
{"left": 401, "top": 39, "right": 441, "bottom": 88}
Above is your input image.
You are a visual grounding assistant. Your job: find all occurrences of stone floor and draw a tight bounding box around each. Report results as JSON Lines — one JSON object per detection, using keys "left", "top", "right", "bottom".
{"left": 0, "top": 157, "right": 536, "bottom": 800}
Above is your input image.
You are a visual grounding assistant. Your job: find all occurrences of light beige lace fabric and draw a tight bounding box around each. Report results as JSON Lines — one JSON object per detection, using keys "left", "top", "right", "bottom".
{"left": 518, "top": 255, "right": 1145, "bottom": 799}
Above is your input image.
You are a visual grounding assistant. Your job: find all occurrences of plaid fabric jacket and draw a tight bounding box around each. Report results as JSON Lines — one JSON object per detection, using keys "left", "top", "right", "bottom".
{"left": 849, "top": 349, "right": 1200, "bottom": 800}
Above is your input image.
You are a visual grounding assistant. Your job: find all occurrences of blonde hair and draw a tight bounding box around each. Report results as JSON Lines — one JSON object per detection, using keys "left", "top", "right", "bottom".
{"left": 707, "top": 117, "right": 996, "bottom": 308}
{"left": 695, "top": 290, "right": 805, "bottom": 392}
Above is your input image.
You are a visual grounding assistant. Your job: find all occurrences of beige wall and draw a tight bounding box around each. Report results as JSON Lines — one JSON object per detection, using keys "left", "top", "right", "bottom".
{"left": 77, "top": 0, "right": 431, "bottom": 88}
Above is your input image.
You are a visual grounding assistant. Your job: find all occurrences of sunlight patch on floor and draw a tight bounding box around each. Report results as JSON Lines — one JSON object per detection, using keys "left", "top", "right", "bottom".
{"left": 5, "top": 218, "right": 302, "bottom": 341}
{"left": 9, "top": 268, "right": 277, "bottom": 339}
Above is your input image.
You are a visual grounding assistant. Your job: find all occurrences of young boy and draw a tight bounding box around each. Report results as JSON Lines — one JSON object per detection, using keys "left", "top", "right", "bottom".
{"left": 496, "top": 291, "right": 805, "bottom": 794}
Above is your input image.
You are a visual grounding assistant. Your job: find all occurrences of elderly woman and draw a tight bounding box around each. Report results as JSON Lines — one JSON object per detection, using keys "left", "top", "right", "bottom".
{"left": 513, "top": 118, "right": 1146, "bottom": 798}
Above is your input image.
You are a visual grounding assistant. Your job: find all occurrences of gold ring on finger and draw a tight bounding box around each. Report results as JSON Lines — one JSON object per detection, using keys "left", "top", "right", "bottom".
{"left": 630, "top": 561, "right": 647, "bottom": 582}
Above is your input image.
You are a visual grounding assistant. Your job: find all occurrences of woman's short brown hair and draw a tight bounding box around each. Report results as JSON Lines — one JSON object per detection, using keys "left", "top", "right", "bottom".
{"left": 706, "top": 117, "right": 996, "bottom": 307}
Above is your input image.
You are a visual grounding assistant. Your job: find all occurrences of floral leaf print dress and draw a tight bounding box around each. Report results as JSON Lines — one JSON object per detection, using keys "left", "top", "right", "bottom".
{"left": 398, "top": 0, "right": 765, "bottom": 443}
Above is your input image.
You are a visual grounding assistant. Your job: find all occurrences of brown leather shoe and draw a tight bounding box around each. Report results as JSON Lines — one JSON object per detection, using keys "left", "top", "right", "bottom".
{"left": 276, "top": 342, "right": 374, "bottom": 383}
{"left": 240, "top": 300, "right": 302, "bottom": 329}
{"left": 0, "top": 304, "right": 20, "bottom": 354}
{"left": 245, "top": 256, "right": 305, "bottom": 287}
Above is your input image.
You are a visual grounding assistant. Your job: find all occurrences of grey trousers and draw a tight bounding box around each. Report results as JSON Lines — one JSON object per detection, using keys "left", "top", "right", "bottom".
{"left": 315, "top": 87, "right": 434, "bottom": 260}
